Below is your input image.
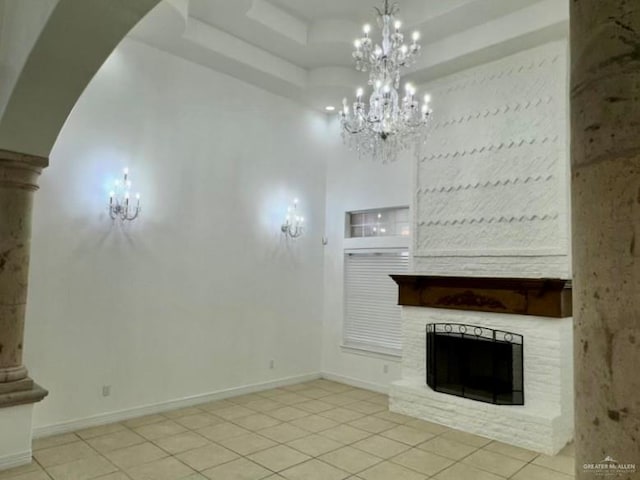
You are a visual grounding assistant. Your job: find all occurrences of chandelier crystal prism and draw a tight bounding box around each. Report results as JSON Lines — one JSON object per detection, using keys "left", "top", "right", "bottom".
{"left": 340, "top": 0, "right": 432, "bottom": 163}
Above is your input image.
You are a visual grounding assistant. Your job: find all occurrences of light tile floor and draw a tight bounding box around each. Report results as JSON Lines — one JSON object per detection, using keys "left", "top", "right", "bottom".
{"left": 0, "top": 379, "right": 575, "bottom": 480}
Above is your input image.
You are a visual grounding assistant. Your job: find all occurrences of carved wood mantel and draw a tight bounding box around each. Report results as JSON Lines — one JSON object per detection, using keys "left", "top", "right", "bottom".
{"left": 390, "top": 275, "right": 572, "bottom": 318}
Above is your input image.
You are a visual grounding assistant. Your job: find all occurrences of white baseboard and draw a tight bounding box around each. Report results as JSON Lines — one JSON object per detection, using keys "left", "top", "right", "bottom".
{"left": 33, "top": 372, "right": 321, "bottom": 439}
{"left": 0, "top": 450, "right": 32, "bottom": 471}
{"left": 321, "top": 371, "right": 390, "bottom": 394}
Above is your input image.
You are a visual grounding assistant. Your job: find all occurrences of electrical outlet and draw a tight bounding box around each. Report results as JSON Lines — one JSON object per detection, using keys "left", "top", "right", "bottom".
{"left": 269, "top": 360, "right": 275, "bottom": 369}
{"left": 102, "top": 385, "right": 111, "bottom": 397}
{"left": 383, "top": 364, "right": 389, "bottom": 374}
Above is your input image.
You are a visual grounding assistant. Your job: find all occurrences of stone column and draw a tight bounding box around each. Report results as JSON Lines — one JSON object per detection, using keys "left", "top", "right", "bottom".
{"left": 0, "top": 149, "right": 47, "bottom": 406}
{"left": 571, "top": 2, "right": 640, "bottom": 479}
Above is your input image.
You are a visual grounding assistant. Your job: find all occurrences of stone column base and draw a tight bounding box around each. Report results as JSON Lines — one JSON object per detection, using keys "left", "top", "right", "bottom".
{"left": 0, "top": 379, "right": 47, "bottom": 408}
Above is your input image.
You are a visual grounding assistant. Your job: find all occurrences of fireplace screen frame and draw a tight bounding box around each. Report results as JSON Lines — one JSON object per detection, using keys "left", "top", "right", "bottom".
{"left": 426, "top": 323, "right": 524, "bottom": 406}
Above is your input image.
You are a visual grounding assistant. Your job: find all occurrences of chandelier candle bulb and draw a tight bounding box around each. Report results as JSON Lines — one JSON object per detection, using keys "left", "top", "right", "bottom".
{"left": 405, "top": 83, "right": 415, "bottom": 97}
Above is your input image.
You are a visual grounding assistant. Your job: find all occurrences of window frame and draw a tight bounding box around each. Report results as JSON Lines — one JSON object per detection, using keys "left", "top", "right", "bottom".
{"left": 345, "top": 206, "right": 411, "bottom": 239}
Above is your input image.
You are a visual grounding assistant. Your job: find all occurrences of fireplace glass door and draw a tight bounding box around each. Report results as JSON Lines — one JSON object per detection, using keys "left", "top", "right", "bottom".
{"left": 426, "top": 323, "right": 524, "bottom": 405}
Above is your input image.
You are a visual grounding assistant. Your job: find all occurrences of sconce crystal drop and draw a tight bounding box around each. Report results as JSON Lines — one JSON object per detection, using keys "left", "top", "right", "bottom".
{"left": 281, "top": 199, "right": 304, "bottom": 239}
{"left": 109, "top": 168, "right": 141, "bottom": 221}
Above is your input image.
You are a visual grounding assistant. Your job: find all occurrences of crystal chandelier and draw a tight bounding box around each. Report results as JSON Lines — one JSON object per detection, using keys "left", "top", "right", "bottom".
{"left": 109, "top": 168, "right": 141, "bottom": 221}
{"left": 281, "top": 198, "right": 305, "bottom": 239}
{"left": 341, "top": 0, "right": 432, "bottom": 163}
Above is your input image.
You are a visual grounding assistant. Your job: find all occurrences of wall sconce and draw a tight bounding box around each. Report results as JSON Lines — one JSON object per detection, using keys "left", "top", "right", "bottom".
{"left": 109, "top": 167, "right": 141, "bottom": 221}
{"left": 281, "top": 198, "right": 304, "bottom": 239}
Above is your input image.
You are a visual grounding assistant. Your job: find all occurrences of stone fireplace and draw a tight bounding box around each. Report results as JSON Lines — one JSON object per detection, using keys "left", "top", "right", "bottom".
{"left": 389, "top": 275, "right": 573, "bottom": 455}
{"left": 395, "top": 40, "right": 573, "bottom": 455}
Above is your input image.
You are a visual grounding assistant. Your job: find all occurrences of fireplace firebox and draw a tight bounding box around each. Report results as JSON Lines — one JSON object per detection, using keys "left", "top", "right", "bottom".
{"left": 426, "top": 323, "right": 524, "bottom": 405}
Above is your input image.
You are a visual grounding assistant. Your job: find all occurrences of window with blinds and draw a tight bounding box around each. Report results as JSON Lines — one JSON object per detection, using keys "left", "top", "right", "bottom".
{"left": 343, "top": 251, "right": 408, "bottom": 356}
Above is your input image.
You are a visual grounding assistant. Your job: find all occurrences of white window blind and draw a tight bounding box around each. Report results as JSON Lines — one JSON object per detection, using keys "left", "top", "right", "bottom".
{"left": 344, "top": 251, "right": 408, "bottom": 356}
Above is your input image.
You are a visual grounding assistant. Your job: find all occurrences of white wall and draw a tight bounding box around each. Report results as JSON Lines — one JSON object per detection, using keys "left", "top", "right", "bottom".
{"left": 320, "top": 121, "right": 412, "bottom": 392}
{"left": 24, "top": 38, "right": 329, "bottom": 431}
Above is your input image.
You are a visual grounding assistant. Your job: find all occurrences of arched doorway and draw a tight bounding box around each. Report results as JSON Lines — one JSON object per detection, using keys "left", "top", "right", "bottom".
{"left": 0, "top": 0, "right": 161, "bottom": 469}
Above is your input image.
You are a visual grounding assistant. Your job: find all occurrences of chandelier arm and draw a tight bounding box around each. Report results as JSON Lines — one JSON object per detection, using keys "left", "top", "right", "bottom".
{"left": 364, "top": 117, "right": 396, "bottom": 134}
{"left": 285, "top": 225, "right": 303, "bottom": 239}
{"left": 126, "top": 208, "right": 140, "bottom": 221}
{"left": 342, "top": 123, "right": 369, "bottom": 135}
